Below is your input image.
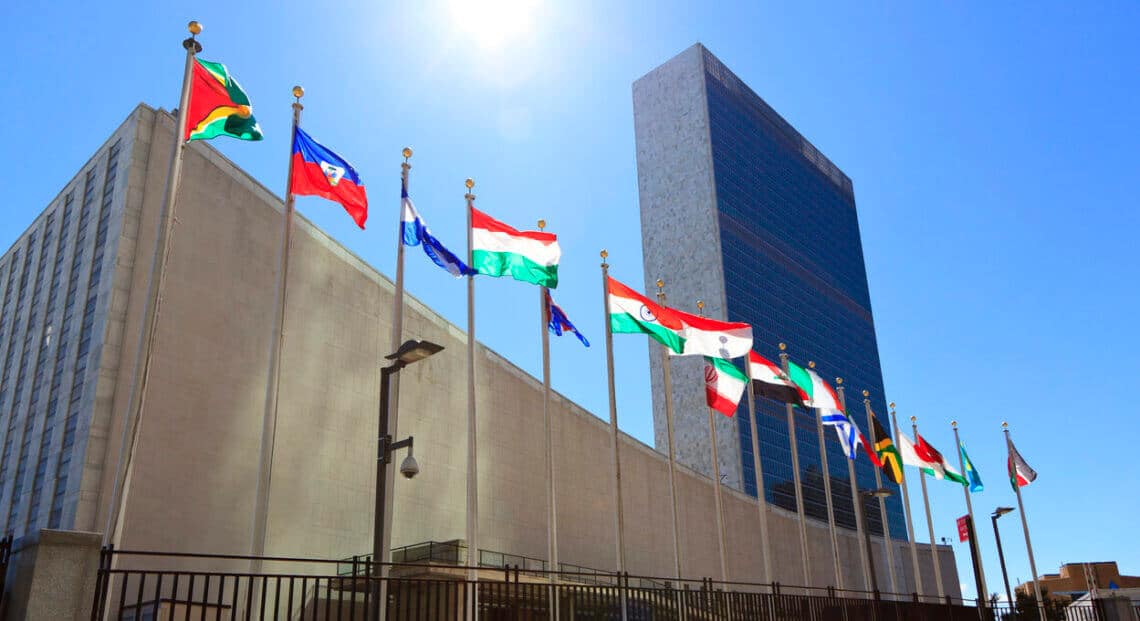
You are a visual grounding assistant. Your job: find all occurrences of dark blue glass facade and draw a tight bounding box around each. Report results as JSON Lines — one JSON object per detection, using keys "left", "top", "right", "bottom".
{"left": 702, "top": 53, "right": 907, "bottom": 539}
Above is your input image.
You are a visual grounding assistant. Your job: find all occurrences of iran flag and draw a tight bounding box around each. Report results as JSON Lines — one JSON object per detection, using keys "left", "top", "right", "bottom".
{"left": 705, "top": 357, "right": 747, "bottom": 417}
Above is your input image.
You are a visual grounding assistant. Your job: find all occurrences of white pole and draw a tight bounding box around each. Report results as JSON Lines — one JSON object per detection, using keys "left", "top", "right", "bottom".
{"left": 809, "top": 362, "right": 844, "bottom": 590}
{"left": 249, "top": 86, "right": 304, "bottom": 568}
{"left": 599, "top": 252, "right": 628, "bottom": 621}
{"left": 889, "top": 404, "right": 925, "bottom": 597}
{"left": 837, "top": 382, "right": 872, "bottom": 592}
{"left": 104, "top": 22, "right": 202, "bottom": 547}
{"left": 911, "top": 417, "right": 945, "bottom": 599}
{"left": 655, "top": 283, "right": 684, "bottom": 583}
{"left": 1005, "top": 423, "right": 1045, "bottom": 618}
{"left": 696, "top": 301, "right": 729, "bottom": 583}
{"left": 862, "top": 394, "right": 898, "bottom": 594}
{"left": 539, "top": 219, "right": 559, "bottom": 621}
{"left": 464, "top": 179, "right": 479, "bottom": 621}
{"left": 952, "top": 422, "right": 987, "bottom": 600}
{"left": 743, "top": 356, "right": 773, "bottom": 583}
{"left": 779, "top": 345, "right": 812, "bottom": 588}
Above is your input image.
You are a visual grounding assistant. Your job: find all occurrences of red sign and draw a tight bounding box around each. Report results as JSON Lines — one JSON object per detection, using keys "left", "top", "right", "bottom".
{"left": 957, "top": 515, "right": 970, "bottom": 542}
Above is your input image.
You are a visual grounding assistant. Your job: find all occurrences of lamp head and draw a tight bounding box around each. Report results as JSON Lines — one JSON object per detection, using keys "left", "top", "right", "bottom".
{"left": 993, "top": 507, "right": 1015, "bottom": 518}
{"left": 399, "top": 453, "right": 420, "bottom": 479}
{"left": 861, "top": 488, "right": 893, "bottom": 499}
{"left": 386, "top": 339, "right": 444, "bottom": 365}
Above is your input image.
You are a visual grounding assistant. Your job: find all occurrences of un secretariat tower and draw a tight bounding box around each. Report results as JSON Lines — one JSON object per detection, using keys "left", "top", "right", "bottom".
{"left": 633, "top": 44, "right": 906, "bottom": 542}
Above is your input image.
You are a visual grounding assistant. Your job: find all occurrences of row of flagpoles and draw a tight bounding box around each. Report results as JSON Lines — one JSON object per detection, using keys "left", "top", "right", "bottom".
{"left": 102, "top": 22, "right": 1048, "bottom": 621}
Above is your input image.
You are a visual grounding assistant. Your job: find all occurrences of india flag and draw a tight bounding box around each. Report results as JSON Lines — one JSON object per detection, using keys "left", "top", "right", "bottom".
{"left": 471, "top": 208, "right": 560, "bottom": 288}
{"left": 705, "top": 357, "right": 747, "bottom": 416}
{"left": 606, "top": 277, "right": 752, "bottom": 358}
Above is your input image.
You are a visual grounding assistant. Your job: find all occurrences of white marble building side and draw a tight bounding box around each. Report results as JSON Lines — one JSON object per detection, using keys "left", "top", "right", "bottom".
{"left": 633, "top": 43, "right": 742, "bottom": 490}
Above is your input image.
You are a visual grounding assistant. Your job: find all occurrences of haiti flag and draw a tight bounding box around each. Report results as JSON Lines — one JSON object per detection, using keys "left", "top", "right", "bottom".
{"left": 289, "top": 127, "right": 368, "bottom": 228}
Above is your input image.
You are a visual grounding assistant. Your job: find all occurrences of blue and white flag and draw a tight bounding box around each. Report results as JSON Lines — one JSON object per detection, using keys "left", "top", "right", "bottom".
{"left": 401, "top": 187, "right": 474, "bottom": 277}
{"left": 546, "top": 290, "right": 589, "bottom": 347}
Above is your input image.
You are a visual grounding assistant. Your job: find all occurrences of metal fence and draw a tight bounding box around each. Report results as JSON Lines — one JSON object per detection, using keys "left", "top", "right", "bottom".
{"left": 92, "top": 547, "right": 1010, "bottom": 621}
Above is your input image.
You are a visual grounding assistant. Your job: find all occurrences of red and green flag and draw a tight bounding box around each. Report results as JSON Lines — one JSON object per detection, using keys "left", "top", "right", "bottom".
{"left": 1008, "top": 440, "right": 1037, "bottom": 491}
{"left": 184, "top": 58, "right": 263, "bottom": 142}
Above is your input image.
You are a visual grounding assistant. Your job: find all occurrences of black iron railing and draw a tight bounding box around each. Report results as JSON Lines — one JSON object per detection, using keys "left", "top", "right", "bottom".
{"left": 93, "top": 546, "right": 1009, "bottom": 621}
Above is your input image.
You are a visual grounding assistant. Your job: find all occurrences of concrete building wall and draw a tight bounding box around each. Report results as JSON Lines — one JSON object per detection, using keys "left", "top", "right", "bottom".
{"left": 6, "top": 104, "right": 956, "bottom": 597}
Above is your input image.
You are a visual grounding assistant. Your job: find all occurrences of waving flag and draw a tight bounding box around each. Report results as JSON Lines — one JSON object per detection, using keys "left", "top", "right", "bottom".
{"left": 705, "top": 357, "right": 747, "bottom": 416}
{"left": 1008, "top": 440, "right": 1037, "bottom": 490}
{"left": 830, "top": 412, "right": 882, "bottom": 465}
{"left": 472, "top": 209, "right": 560, "bottom": 287}
{"left": 290, "top": 128, "right": 367, "bottom": 228}
{"left": 747, "top": 351, "right": 807, "bottom": 406}
{"left": 960, "top": 442, "right": 984, "bottom": 493}
{"left": 606, "top": 277, "right": 751, "bottom": 358}
{"left": 185, "top": 58, "right": 263, "bottom": 142}
{"left": 870, "top": 413, "right": 904, "bottom": 484}
{"left": 401, "top": 188, "right": 473, "bottom": 277}
{"left": 787, "top": 363, "right": 843, "bottom": 411}
{"left": 545, "top": 290, "right": 588, "bottom": 347}
{"left": 900, "top": 432, "right": 968, "bottom": 484}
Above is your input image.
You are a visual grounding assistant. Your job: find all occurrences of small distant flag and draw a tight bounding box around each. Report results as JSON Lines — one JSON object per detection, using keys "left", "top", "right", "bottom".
{"left": 831, "top": 413, "right": 882, "bottom": 466}
{"left": 705, "top": 357, "right": 748, "bottom": 417}
{"left": 545, "top": 290, "right": 588, "bottom": 347}
{"left": 401, "top": 188, "right": 473, "bottom": 277}
{"left": 1008, "top": 440, "right": 1037, "bottom": 491}
{"left": 870, "top": 413, "right": 903, "bottom": 484}
{"left": 184, "top": 58, "right": 263, "bottom": 142}
{"left": 290, "top": 128, "right": 368, "bottom": 228}
{"left": 960, "top": 442, "right": 984, "bottom": 493}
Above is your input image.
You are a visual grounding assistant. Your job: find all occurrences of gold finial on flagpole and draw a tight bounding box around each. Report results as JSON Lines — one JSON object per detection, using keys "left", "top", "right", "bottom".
{"left": 1001, "top": 421, "right": 1008, "bottom": 429}
{"left": 600, "top": 249, "right": 608, "bottom": 268}
{"left": 188, "top": 20, "right": 202, "bottom": 36}
{"left": 292, "top": 86, "right": 304, "bottom": 101}
{"left": 778, "top": 343, "right": 787, "bottom": 351}
{"left": 465, "top": 178, "right": 475, "bottom": 189}
{"left": 951, "top": 420, "right": 958, "bottom": 428}
{"left": 403, "top": 147, "right": 413, "bottom": 161}
{"left": 656, "top": 279, "right": 664, "bottom": 292}
{"left": 537, "top": 219, "right": 546, "bottom": 230}
{"left": 889, "top": 401, "right": 896, "bottom": 409}
{"left": 910, "top": 416, "right": 917, "bottom": 424}
{"left": 835, "top": 377, "right": 843, "bottom": 385}
{"left": 808, "top": 361, "right": 815, "bottom": 369}
{"left": 696, "top": 300, "right": 704, "bottom": 311}
{"left": 862, "top": 390, "right": 869, "bottom": 398}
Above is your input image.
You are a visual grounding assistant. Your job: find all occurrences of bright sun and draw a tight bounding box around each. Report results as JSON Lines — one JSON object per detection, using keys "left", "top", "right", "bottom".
{"left": 448, "top": 0, "right": 538, "bottom": 51}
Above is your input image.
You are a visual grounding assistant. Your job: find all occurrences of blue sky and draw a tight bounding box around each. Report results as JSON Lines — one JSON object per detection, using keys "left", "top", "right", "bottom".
{"left": 3, "top": 0, "right": 1138, "bottom": 601}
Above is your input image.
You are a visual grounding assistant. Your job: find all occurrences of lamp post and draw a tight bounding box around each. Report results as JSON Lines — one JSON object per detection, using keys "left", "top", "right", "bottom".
{"left": 992, "top": 507, "right": 1016, "bottom": 610}
{"left": 860, "top": 488, "right": 894, "bottom": 596}
{"left": 371, "top": 339, "right": 443, "bottom": 621}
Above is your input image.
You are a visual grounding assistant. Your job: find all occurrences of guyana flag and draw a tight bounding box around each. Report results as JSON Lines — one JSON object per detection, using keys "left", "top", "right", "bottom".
{"left": 184, "top": 58, "right": 263, "bottom": 142}
{"left": 870, "top": 413, "right": 903, "bottom": 484}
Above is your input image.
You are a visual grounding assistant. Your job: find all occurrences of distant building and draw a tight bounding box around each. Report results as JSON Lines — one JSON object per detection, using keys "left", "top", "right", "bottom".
{"left": 1018, "top": 562, "right": 1140, "bottom": 600}
{"left": 633, "top": 44, "right": 905, "bottom": 546}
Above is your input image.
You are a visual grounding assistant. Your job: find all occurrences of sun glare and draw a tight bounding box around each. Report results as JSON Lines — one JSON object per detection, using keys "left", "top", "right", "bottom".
{"left": 449, "top": 0, "right": 538, "bottom": 51}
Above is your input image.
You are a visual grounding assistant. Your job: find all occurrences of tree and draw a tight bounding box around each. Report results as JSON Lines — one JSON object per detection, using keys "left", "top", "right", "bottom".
{"left": 1014, "top": 588, "right": 1067, "bottom": 621}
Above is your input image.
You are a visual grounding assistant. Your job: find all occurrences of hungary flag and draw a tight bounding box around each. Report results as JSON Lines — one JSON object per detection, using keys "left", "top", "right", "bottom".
{"left": 898, "top": 431, "right": 967, "bottom": 485}
{"left": 606, "top": 277, "right": 752, "bottom": 358}
{"left": 705, "top": 357, "right": 747, "bottom": 417}
{"left": 184, "top": 58, "right": 263, "bottom": 142}
{"left": 471, "top": 208, "right": 559, "bottom": 287}
{"left": 747, "top": 351, "right": 807, "bottom": 406}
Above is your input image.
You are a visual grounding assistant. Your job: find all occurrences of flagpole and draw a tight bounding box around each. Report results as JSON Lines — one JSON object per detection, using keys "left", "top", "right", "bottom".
{"left": 249, "top": 85, "right": 304, "bottom": 569}
{"left": 464, "top": 178, "right": 479, "bottom": 620}
{"left": 104, "top": 21, "right": 202, "bottom": 546}
{"left": 837, "top": 381, "right": 871, "bottom": 592}
{"left": 779, "top": 344, "right": 812, "bottom": 587}
{"left": 863, "top": 392, "right": 898, "bottom": 594}
{"left": 1004, "top": 422, "right": 1044, "bottom": 617}
{"left": 808, "top": 362, "right": 843, "bottom": 589}
{"left": 911, "top": 416, "right": 945, "bottom": 598}
{"left": 599, "top": 250, "right": 629, "bottom": 621}
{"left": 538, "top": 221, "right": 559, "bottom": 621}
{"left": 889, "top": 403, "right": 925, "bottom": 597}
{"left": 696, "top": 301, "right": 729, "bottom": 583}
{"left": 951, "top": 421, "right": 988, "bottom": 605}
{"left": 381, "top": 147, "right": 413, "bottom": 574}
{"left": 655, "top": 282, "right": 684, "bottom": 582}
{"left": 744, "top": 356, "right": 773, "bottom": 583}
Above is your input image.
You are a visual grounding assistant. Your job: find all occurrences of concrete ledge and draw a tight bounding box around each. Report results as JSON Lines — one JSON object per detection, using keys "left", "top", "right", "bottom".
{"left": 5, "top": 529, "right": 103, "bottom": 621}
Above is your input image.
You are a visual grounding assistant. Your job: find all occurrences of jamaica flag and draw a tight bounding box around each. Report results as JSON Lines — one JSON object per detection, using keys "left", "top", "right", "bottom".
{"left": 870, "top": 412, "right": 904, "bottom": 484}
{"left": 184, "top": 58, "right": 263, "bottom": 142}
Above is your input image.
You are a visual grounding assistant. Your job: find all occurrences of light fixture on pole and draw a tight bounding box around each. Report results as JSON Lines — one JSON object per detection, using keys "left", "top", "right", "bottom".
{"left": 992, "top": 506, "right": 1016, "bottom": 609}
{"left": 860, "top": 488, "right": 893, "bottom": 596}
{"left": 371, "top": 339, "right": 443, "bottom": 621}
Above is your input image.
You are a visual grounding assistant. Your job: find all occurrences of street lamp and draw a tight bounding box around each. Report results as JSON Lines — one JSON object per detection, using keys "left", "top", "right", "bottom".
{"left": 992, "top": 507, "right": 1016, "bottom": 610}
{"left": 371, "top": 339, "right": 443, "bottom": 621}
{"left": 860, "top": 488, "right": 893, "bottom": 596}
